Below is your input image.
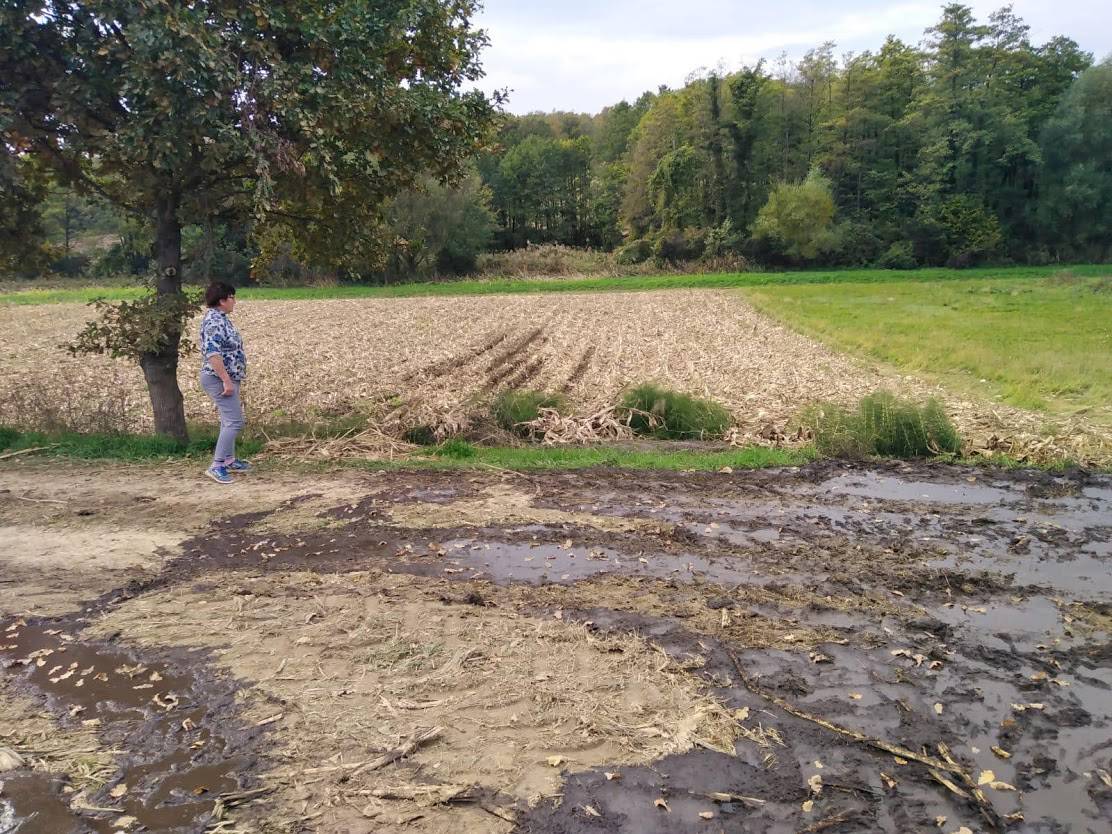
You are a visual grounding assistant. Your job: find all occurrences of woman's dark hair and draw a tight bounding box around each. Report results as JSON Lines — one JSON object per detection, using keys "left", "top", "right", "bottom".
{"left": 205, "top": 281, "right": 236, "bottom": 308}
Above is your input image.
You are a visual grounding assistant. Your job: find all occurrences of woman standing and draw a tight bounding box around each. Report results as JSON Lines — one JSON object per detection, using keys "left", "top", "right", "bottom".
{"left": 199, "top": 282, "right": 250, "bottom": 484}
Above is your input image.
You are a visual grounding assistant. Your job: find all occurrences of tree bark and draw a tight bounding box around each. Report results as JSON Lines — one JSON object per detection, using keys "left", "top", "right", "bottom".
{"left": 141, "top": 192, "right": 189, "bottom": 444}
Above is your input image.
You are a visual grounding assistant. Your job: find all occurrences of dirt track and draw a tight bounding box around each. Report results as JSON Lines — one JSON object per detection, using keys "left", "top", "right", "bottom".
{"left": 1, "top": 459, "right": 1109, "bottom": 833}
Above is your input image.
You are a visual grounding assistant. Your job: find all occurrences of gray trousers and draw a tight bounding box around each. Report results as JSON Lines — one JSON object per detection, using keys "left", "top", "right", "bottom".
{"left": 200, "top": 373, "right": 245, "bottom": 467}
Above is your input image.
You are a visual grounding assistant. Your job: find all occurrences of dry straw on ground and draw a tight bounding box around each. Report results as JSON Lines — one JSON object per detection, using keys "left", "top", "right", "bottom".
{"left": 0, "top": 677, "right": 116, "bottom": 794}
{"left": 0, "top": 290, "right": 1106, "bottom": 464}
{"left": 87, "top": 569, "right": 743, "bottom": 833}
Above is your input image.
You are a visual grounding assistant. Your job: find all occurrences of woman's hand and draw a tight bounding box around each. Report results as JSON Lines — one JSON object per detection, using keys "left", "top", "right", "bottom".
{"left": 207, "top": 355, "right": 236, "bottom": 396}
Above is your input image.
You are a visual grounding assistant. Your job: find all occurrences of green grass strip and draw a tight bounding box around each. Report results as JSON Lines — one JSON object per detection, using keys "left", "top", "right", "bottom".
{"left": 0, "top": 427, "right": 265, "bottom": 461}
{"left": 1, "top": 427, "right": 1096, "bottom": 472}
{"left": 3, "top": 264, "right": 1109, "bottom": 305}
{"left": 406, "top": 443, "right": 817, "bottom": 471}
{"left": 0, "top": 425, "right": 809, "bottom": 470}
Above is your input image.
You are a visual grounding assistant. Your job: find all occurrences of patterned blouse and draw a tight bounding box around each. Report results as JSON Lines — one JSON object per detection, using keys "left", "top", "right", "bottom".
{"left": 199, "top": 308, "right": 247, "bottom": 381}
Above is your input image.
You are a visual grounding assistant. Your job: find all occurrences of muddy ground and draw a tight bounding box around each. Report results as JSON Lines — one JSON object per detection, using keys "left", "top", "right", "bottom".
{"left": 0, "top": 459, "right": 1109, "bottom": 834}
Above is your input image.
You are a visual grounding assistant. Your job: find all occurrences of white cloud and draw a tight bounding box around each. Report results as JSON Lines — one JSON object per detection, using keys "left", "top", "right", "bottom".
{"left": 473, "top": 1, "right": 1110, "bottom": 114}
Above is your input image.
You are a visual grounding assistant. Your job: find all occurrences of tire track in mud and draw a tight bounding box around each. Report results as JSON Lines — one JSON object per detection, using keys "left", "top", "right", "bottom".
{"left": 388, "top": 330, "right": 518, "bottom": 431}
{"left": 402, "top": 329, "right": 513, "bottom": 384}
{"left": 485, "top": 327, "right": 545, "bottom": 374}
{"left": 485, "top": 327, "right": 548, "bottom": 391}
{"left": 500, "top": 352, "right": 549, "bottom": 392}
{"left": 560, "top": 346, "right": 596, "bottom": 395}
{"left": 391, "top": 327, "right": 550, "bottom": 431}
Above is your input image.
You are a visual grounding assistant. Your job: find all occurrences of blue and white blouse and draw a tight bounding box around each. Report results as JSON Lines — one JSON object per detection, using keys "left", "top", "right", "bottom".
{"left": 199, "top": 308, "right": 247, "bottom": 381}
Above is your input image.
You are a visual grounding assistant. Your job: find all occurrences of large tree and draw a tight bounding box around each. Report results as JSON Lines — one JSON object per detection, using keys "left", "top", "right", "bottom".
{"left": 1, "top": 0, "right": 500, "bottom": 441}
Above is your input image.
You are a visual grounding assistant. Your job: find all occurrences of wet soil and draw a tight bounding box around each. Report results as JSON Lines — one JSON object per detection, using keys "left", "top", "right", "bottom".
{"left": 0, "top": 615, "right": 265, "bottom": 833}
{"left": 1, "top": 459, "right": 1109, "bottom": 833}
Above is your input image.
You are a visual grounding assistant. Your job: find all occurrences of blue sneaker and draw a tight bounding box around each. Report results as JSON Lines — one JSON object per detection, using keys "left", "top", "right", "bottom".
{"left": 228, "top": 459, "right": 252, "bottom": 473}
{"left": 205, "top": 465, "right": 234, "bottom": 484}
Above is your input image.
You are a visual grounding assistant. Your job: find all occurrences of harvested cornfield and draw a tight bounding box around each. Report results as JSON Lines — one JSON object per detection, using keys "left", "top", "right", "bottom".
{"left": 0, "top": 290, "right": 1107, "bottom": 463}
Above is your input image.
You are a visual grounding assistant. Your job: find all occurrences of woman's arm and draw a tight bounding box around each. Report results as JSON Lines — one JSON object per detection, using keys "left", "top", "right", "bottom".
{"left": 207, "top": 354, "right": 236, "bottom": 396}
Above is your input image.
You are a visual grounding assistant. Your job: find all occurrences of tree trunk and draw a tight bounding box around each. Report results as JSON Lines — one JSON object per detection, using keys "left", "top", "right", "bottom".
{"left": 141, "top": 193, "right": 189, "bottom": 444}
{"left": 63, "top": 200, "right": 73, "bottom": 253}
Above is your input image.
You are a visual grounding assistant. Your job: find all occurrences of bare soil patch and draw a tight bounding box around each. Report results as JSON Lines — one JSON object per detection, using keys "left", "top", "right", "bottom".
{"left": 0, "top": 462, "right": 372, "bottom": 618}
{"left": 84, "top": 571, "right": 740, "bottom": 833}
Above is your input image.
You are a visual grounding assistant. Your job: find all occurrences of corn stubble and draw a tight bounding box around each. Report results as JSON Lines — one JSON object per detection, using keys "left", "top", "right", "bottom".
{"left": 0, "top": 291, "right": 1106, "bottom": 464}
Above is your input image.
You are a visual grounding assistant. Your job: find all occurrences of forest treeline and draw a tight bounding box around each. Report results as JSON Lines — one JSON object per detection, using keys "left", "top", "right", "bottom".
{"left": 481, "top": 3, "right": 1110, "bottom": 269}
{"left": 8, "top": 3, "right": 1112, "bottom": 282}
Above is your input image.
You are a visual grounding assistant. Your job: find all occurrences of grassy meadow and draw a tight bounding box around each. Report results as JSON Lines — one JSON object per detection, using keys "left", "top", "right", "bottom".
{"left": 2, "top": 264, "right": 1110, "bottom": 306}
{"left": 744, "top": 273, "right": 1112, "bottom": 425}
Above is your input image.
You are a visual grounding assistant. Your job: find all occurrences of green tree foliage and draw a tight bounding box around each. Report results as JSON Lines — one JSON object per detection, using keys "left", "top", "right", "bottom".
{"left": 5, "top": 3, "right": 1106, "bottom": 303}
{"left": 722, "top": 64, "right": 769, "bottom": 226}
{"left": 649, "top": 144, "right": 705, "bottom": 229}
{"left": 492, "top": 134, "right": 592, "bottom": 247}
{"left": 751, "top": 170, "right": 836, "bottom": 262}
{"left": 386, "top": 171, "right": 495, "bottom": 277}
{"left": 821, "top": 38, "right": 924, "bottom": 237}
{"left": 474, "top": 5, "right": 1098, "bottom": 268}
{"left": 1, "top": 0, "right": 500, "bottom": 440}
{"left": 1039, "top": 59, "right": 1112, "bottom": 261}
{"left": 39, "top": 186, "right": 123, "bottom": 252}
{"left": 0, "top": 154, "right": 53, "bottom": 276}
{"left": 915, "top": 195, "right": 1003, "bottom": 266}
{"left": 622, "top": 93, "right": 689, "bottom": 237}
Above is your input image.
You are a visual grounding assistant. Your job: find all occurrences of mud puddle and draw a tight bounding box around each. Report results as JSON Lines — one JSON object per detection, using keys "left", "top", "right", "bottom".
{"left": 520, "top": 592, "right": 1112, "bottom": 834}
{"left": 817, "top": 470, "right": 1020, "bottom": 504}
{"left": 162, "top": 462, "right": 1111, "bottom": 831}
{"left": 0, "top": 616, "right": 261, "bottom": 833}
{"left": 1, "top": 775, "right": 75, "bottom": 834}
{"left": 421, "top": 536, "right": 809, "bottom": 587}
{"left": 520, "top": 463, "right": 1111, "bottom": 603}
{"left": 172, "top": 513, "right": 804, "bottom": 590}
{"left": 928, "top": 542, "right": 1112, "bottom": 601}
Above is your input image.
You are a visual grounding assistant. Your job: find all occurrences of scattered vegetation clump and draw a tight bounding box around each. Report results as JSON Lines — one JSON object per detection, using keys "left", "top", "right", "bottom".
{"left": 802, "top": 392, "right": 962, "bottom": 459}
{"left": 0, "top": 426, "right": 19, "bottom": 449}
{"left": 492, "top": 390, "right": 568, "bottom": 435}
{"left": 620, "top": 383, "right": 732, "bottom": 440}
{"left": 615, "top": 239, "right": 653, "bottom": 265}
{"left": 875, "top": 241, "right": 918, "bottom": 270}
{"left": 476, "top": 243, "right": 677, "bottom": 280}
{"left": 434, "top": 439, "right": 477, "bottom": 459}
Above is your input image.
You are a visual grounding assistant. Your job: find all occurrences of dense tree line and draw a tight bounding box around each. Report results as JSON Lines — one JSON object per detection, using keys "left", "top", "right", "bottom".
{"left": 480, "top": 4, "right": 1110, "bottom": 267}
{"left": 5, "top": 3, "right": 1110, "bottom": 284}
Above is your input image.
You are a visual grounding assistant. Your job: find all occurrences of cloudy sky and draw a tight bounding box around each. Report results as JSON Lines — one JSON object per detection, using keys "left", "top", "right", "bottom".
{"left": 473, "top": 1, "right": 1111, "bottom": 114}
